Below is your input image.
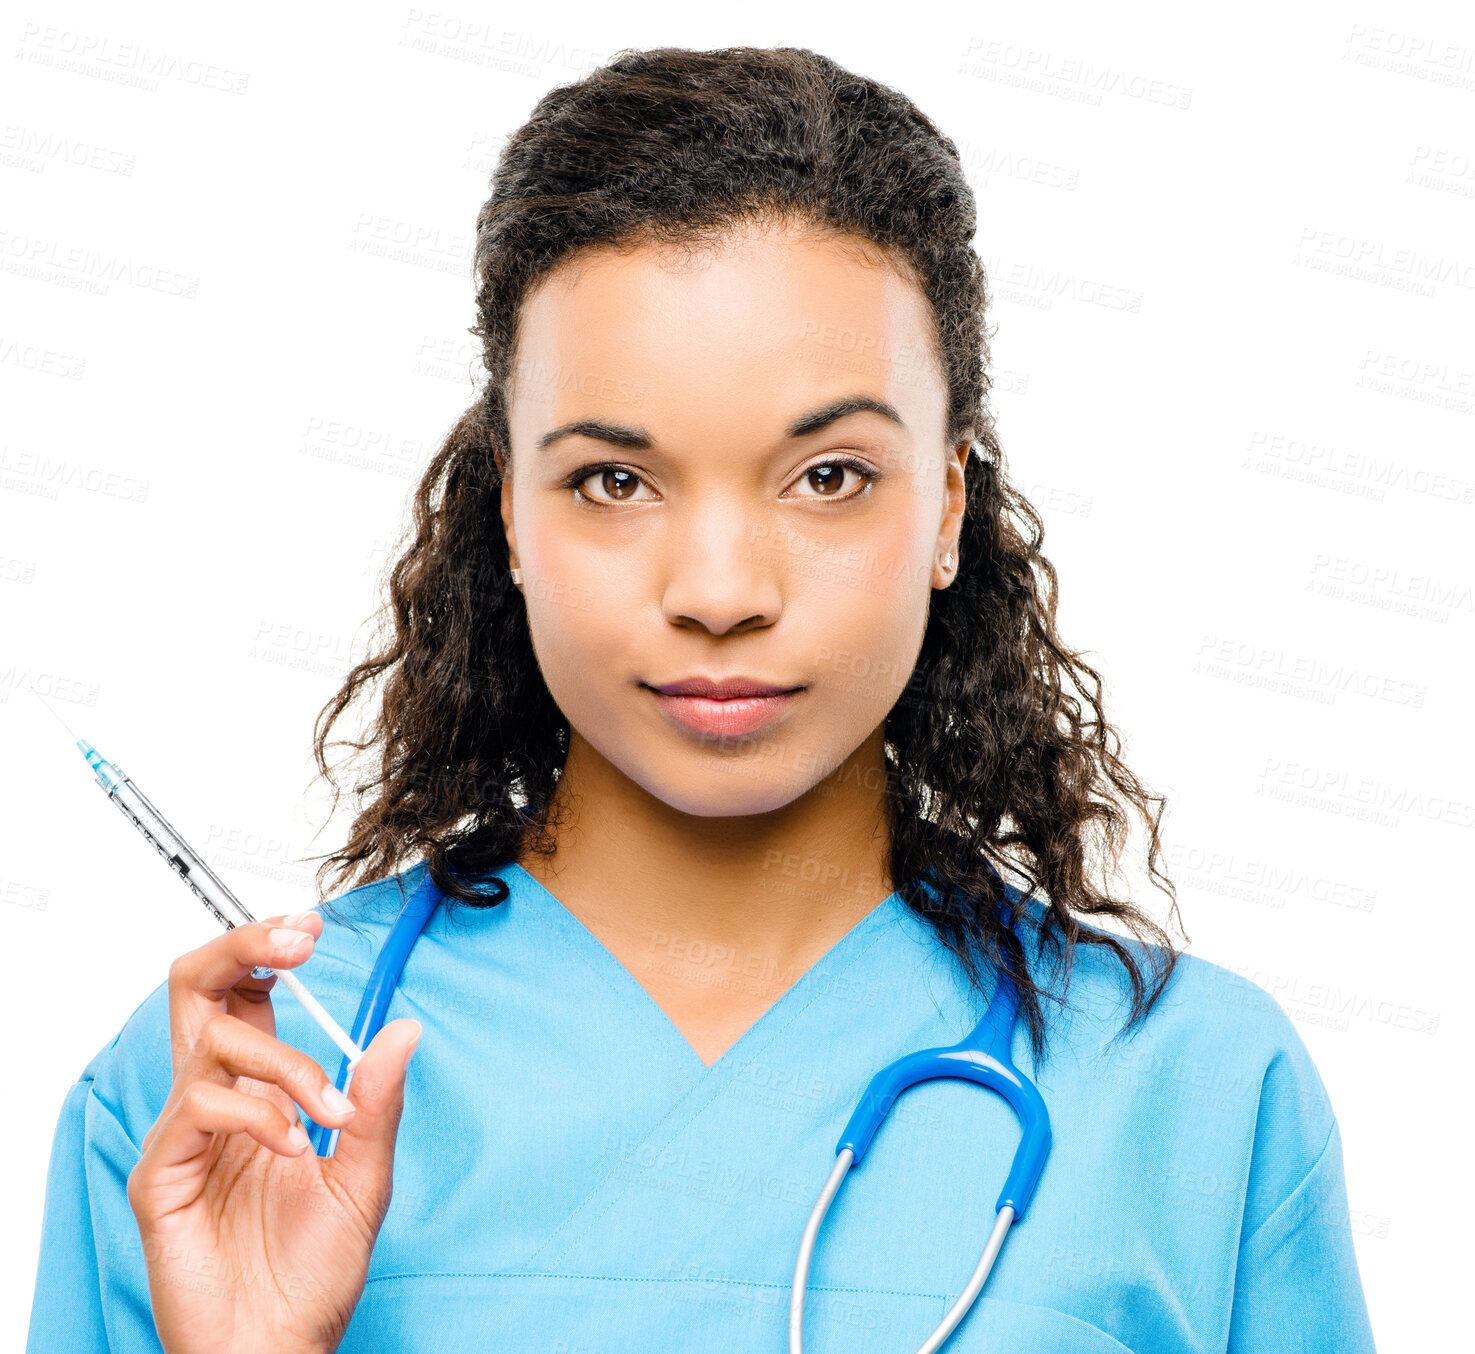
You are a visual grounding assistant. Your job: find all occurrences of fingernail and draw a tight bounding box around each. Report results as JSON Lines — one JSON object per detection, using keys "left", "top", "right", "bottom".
{"left": 284, "top": 910, "right": 317, "bottom": 930}
{"left": 269, "top": 927, "right": 314, "bottom": 950}
{"left": 287, "top": 1124, "right": 311, "bottom": 1153}
{"left": 404, "top": 1021, "right": 423, "bottom": 1063}
{"left": 321, "top": 1086, "right": 356, "bottom": 1117}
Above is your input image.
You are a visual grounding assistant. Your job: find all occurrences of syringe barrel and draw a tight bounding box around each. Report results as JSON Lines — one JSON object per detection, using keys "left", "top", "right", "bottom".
{"left": 108, "top": 778, "right": 258, "bottom": 931}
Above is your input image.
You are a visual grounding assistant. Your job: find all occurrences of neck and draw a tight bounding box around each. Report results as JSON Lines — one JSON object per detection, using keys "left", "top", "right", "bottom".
{"left": 515, "top": 728, "right": 896, "bottom": 974}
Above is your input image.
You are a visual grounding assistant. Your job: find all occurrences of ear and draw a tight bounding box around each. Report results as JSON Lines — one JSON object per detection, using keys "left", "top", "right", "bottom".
{"left": 933, "top": 432, "right": 973, "bottom": 589}
{"left": 499, "top": 450, "right": 519, "bottom": 576}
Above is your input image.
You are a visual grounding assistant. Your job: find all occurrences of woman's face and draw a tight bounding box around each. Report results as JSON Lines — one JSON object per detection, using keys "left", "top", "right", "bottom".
{"left": 502, "top": 215, "right": 969, "bottom": 818}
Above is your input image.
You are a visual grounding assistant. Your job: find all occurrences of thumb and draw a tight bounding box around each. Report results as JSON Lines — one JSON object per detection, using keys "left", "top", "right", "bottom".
{"left": 324, "top": 1018, "right": 422, "bottom": 1214}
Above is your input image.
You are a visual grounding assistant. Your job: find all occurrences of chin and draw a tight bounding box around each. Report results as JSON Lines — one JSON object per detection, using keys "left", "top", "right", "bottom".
{"left": 635, "top": 760, "right": 819, "bottom": 819}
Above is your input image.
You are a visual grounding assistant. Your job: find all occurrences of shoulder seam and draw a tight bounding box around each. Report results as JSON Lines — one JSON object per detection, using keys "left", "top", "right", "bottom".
{"left": 1238, "top": 1114, "right": 1338, "bottom": 1250}
{"left": 58, "top": 1073, "right": 145, "bottom": 1154}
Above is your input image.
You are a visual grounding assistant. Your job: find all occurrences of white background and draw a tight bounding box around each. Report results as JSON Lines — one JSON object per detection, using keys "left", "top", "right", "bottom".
{"left": 3, "top": 1, "right": 1470, "bottom": 1348}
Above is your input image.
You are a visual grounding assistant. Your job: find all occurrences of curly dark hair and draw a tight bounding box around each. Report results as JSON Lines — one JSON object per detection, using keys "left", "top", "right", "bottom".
{"left": 307, "top": 44, "right": 1187, "bottom": 1067}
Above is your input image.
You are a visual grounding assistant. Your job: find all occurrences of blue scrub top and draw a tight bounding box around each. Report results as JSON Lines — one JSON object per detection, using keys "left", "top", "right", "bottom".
{"left": 27, "top": 861, "right": 1377, "bottom": 1352}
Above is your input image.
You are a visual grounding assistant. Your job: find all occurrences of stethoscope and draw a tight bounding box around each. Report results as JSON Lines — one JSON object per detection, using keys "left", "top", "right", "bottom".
{"left": 305, "top": 867, "right": 1052, "bottom": 1354}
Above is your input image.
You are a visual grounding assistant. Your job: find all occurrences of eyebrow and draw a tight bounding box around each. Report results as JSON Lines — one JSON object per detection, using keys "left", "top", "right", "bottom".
{"left": 534, "top": 394, "right": 906, "bottom": 453}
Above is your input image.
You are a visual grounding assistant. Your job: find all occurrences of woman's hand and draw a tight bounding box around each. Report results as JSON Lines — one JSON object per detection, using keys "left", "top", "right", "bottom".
{"left": 127, "top": 911, "right": 421, "bottom": 1354}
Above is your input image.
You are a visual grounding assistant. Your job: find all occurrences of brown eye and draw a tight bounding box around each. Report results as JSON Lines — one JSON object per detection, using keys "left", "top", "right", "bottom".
{"left": 787, "top": 457, "right": 878, "bottom": 502}
{"left": 571, "top": 465, "right": 653, "bottom": 505}
{"left": 807, "top": 464, "right": 849, "bottom": 495}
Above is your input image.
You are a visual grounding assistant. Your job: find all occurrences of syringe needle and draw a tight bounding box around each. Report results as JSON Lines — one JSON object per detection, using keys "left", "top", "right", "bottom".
{"left": 32, "top": 687, "right": 80, "bottom": 741}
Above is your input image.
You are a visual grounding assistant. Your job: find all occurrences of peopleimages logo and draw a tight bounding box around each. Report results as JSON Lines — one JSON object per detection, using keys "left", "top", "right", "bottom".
{"left": 958, "top": 37, "right": 1194, "bottom": 110}
{"left": 14, "top": 24, "right": 250, "bottom": 94}
{"left": 0, "top": 229, "right": 199, "bottom": 299}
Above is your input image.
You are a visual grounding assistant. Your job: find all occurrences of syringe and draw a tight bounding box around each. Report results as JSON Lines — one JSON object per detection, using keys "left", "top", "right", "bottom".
{"left": 74, "top": 738, "right": 365, "bottom": 1068}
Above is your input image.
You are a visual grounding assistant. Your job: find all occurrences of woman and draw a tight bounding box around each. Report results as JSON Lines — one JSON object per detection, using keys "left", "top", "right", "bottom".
{"left": 27, "top": 46, "right": 1376, "bottom": 1354}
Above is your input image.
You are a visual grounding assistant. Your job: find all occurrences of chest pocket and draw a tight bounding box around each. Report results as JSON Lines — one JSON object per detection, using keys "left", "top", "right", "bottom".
{"left": 346, "top": 1274, "right": 1135, "bottom": 1353}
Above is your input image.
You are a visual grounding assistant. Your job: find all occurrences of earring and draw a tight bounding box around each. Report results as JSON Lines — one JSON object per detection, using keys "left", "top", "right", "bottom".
{"left": 510, "top": 567, "right": 522, "bottom": 587}
{"left": 940, "top": 552, "right": 956, "bottom": 573}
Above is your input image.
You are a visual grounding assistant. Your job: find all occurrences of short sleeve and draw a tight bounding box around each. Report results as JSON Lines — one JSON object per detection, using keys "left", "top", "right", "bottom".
{"left": 26, "top": 1078, "right": 107, "bottom": 1351}
{"left": 27, "top": 1067, "right": 164, "bottom": 1354}
{"left": 1225, "top": 1017, "right": 1378, "bottom": 1353}
{"left": 26, "top": 978, "right": 176, "bottom": 1354}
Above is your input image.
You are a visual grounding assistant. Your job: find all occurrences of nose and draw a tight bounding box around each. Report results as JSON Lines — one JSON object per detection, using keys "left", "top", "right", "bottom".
{"left": 659, "top": 506, "right": 784, "bottom": 636}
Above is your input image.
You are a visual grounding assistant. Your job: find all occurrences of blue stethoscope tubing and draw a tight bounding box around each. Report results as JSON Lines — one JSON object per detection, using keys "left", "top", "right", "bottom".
{"left": 306, "top": 869, "right": 443, "bottom": 1158}
{"left": 788, "top": 900, "right": 1052, "bottom": 1354}
{"left": 302, "top": 866, "right": 1053, "bottom": 1354}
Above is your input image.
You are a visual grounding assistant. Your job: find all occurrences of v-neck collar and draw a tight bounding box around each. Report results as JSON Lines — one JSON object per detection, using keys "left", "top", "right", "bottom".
{"left": 506, "top": 861, "right": 906, "bottom": 1079}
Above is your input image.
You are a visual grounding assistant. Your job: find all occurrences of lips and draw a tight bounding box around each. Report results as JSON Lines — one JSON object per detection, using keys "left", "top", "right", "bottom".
{"left": 649, "top": 676, "right": 803, "bottom": 699}
{"left": 643, "top": 676, "right": 807, "bottom": 737}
